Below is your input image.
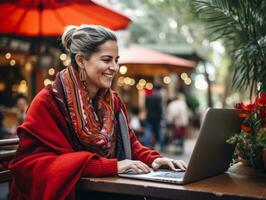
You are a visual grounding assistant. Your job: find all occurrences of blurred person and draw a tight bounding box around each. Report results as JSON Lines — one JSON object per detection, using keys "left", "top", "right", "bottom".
{"left": 143, "top": 85, "right": 164, "bottom": 151}
{"left": 129, "top": 106, "right": 144, "bottom": 139}
{"left": 3, "top": 94, "right": 29, "bottom": 140}
{"left": 8, "top": 25, "right": 186, "bottom": 200}
{"left": 15, "top": 94, "right": 28, "bottom": 126}
{"left": 166, "top": 93, "right": 189, "bottom": 154}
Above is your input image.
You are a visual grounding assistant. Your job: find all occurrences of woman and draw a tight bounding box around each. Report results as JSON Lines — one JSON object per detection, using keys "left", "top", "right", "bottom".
{"left": 9, "top": 25, "right": 186, "bottom": 200}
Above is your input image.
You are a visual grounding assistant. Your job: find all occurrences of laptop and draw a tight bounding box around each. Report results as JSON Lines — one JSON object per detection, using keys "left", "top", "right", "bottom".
{"left": 118, "top": 108, "right": 241, "bottom": 184}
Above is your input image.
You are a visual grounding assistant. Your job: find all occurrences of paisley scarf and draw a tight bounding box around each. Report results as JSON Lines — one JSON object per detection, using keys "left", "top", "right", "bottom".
{"left": 52, "top": 66, "right": 116, "bottom": 158}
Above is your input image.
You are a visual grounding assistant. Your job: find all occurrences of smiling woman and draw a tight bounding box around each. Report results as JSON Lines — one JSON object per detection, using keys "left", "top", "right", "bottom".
{"left": 75, "top": 40, "right": 120, "bottom": 97}
{"left": 8, "top": 25, "right": 186, "bottom": 200}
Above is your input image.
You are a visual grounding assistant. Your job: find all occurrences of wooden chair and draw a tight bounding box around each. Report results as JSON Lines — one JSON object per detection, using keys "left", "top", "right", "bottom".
{"left": 0, "top": 138, "right": 19, "bottom": 183}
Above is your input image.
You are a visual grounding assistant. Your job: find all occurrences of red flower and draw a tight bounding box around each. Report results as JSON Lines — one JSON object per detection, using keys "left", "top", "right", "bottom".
{"left": 259, "top": 92, "right": 266, "bottom": 104}
{"left": 235, "top": 102, "right": 244, "bottom": 109}
{"left": 255, "top": 92, "right": 266, "bottom": 107}
{"left": 259, "top": 108, "right": 266, "bottom": 118}
{"left": 232, "top": 93, "right": 266, "bottom": 169}
{"left": 241, "top": 123, "right": 251, "bottom": 132}
{"left": 235, "top": 102, "right": 256, "bottom": 112}
{"left": 255, "top": 97, "right": 263, "bottom": 107}
{"left": 245, "top": 103, "right": 256, "bottom": 112}
{"left": 238, "top": 112, "right": 249, "bottom": 118}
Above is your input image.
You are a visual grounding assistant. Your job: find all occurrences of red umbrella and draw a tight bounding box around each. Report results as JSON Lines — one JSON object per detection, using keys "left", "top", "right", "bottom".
{"left": 0, "top": 0, "right": 131, "bottom": 37}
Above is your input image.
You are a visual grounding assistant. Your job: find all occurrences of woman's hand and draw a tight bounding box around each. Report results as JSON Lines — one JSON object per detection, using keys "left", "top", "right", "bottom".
{"left": 151, "top": 157, "right": 187, "bottom": 171}
{"left": 118, "top": 159, "right": 152, "bottom": 174}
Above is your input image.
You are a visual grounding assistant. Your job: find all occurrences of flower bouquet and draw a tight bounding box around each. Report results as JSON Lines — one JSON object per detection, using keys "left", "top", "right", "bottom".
{"left": 227, "top": 92, "right": 266, "bottom": 171}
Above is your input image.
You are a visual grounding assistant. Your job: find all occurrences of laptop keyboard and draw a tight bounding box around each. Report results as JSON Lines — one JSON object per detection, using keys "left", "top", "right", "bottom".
{"left": 153, "top": 171, "right": 185, "bottom": 179}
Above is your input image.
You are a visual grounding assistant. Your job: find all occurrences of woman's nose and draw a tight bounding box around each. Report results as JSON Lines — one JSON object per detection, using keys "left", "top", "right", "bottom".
{"left": 109, "top": 61, "right": 119, "bottom": 72}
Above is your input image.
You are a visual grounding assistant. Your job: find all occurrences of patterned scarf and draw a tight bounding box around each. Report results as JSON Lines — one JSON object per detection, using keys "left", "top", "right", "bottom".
{"left": 52, "top": 66, "right": 116, "bottom": 158}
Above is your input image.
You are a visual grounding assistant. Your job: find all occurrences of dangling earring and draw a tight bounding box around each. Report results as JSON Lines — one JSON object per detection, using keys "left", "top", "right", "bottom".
{"left": 79, "top": 68, "right": 87, "bottom": 82}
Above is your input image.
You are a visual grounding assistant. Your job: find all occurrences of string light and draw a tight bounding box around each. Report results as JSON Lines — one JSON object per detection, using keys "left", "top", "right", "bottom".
{"left": 136, "top": 83, "right": 143, "bottom": 90}
{"left": 184, "top": 77, "right": 192, "bottom": 85}
{"left": 18, "top": 80, "right": 28, "bottom": 93}
{"left": 44, "top": 79, "right": 51, "bottom": 86}
{"left": 129, "top": 78, "right": 135, "bottom": 86}
{"left": 5, "top": 53, "right": 11, "bottom": 59}
{"left": 163, "top": 76, "right": 171, "bottom": 84}
{"left": 60, "top": 53, "right": 67, "bottom": 61}
{"left": 48, "top": 68, "right": 55, "bottom": 76}
{"left": 180, "top": 72, "right": 188, "bottom": 80}
{"left": 63, "top": 59, "right": 70, "bottom": 66}
{"left": 118, "top": 77, "right": 124, "bottom": 85}
{"left": 119, "top": 66, "right": 127, "bottom": 75}
{"left": 124, "top": 77, "right": 131, "bottom": 85}
{"left": 10, "top": 59, "right": 16, "bottom": 66}
{"left": 145, "top": 82, "right": 153, "bottom": 90}
{"left": 139, "top": 79, "right": 146, "bottom": 87}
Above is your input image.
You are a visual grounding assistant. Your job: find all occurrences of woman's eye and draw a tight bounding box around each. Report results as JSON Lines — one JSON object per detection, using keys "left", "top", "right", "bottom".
{"left": 102, "top": 59, "right": 110, "bottom": 63}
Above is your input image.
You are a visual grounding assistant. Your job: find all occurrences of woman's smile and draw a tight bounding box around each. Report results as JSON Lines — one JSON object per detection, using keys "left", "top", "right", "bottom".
{"left": 102, "top": 73, "right": 114, "bottom": 78}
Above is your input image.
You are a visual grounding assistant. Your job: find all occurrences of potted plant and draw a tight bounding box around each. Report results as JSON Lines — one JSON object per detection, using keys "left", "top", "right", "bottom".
{"left": 194, "top": 0, "right": 266, "bottom": 170}
{"left": 227, "top": 92, "right": 266, "bottom": 170}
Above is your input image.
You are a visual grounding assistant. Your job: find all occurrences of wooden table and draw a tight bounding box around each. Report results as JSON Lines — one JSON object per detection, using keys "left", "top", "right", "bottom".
{"left": 77, "top": 162, "right": 266, "bottom": 200}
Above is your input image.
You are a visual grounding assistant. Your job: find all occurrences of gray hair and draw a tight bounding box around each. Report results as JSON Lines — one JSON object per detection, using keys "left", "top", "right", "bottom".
{"left": 61, "top": 24, "right": 117, "bottom": 68}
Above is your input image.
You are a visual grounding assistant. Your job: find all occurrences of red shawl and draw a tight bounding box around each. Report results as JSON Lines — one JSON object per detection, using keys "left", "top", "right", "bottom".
{"left": 58, "top": 67, "right": 117, "bottom": 158}
{"left": 8, "top": 86, "right": 161, "bottom": 200}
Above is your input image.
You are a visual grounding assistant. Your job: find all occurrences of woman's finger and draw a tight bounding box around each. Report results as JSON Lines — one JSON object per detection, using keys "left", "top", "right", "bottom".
{"left": 130, "top": 164, "right": 140, "bottom": 173}
{"left": 133, "top": 161, "right": 150, "bottom": 173}
{"left": 135, "top": 164, "right": 147, "bottom": 173}
{"left": 167, "top": 160, "right": 177, "bottom": 171}
{"left": 178, "top": 160, "right": 187, "bottom": 169}
{"left": 172, "top": 160, "right": 186, "bottom": 170}
{"left": 137, "top": 161, "right": 151, "bottom": 173}
{"left": 139, "top": 161, "right": 152, "bottom": 171}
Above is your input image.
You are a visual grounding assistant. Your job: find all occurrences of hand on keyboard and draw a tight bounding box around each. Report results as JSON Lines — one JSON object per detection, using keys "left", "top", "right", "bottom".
{"left": 118, "top": 159, "right": 152, "bottom": 174}
{"left": 122, "top": 168, "right": 153, "bottom": 175}
{"left": 151, "top": 157, "right": 187, "bottom": 171}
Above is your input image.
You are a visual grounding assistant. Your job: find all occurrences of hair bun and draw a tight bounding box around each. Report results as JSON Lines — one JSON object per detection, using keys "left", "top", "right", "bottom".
{"left": 61, "top": 25, "right": 77, "bottom": 52}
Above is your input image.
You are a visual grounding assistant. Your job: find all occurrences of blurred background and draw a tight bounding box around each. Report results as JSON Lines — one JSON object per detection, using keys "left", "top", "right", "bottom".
{"left": 1, "top": 0, "right": 262, "bottom": 197}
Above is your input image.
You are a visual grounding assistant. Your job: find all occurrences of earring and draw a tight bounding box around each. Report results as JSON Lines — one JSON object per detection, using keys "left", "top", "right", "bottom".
{"left": 79, "top": 68, "right": 87, "bottom": 82}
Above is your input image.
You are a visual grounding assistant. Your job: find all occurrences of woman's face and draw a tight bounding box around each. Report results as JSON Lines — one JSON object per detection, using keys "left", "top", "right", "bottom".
{"left": 79, "top": 40, "right": 119, "bottom": 94}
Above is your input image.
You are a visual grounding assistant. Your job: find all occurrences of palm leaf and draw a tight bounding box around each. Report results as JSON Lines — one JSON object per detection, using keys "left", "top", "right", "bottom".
{"left": 194, "top": 0, "right": 266, "bottom": 95}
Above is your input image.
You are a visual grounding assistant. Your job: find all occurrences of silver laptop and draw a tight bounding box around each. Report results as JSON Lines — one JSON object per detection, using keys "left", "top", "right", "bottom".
{"left": 119, "top": 108, "right": 241, "bottom": 184}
